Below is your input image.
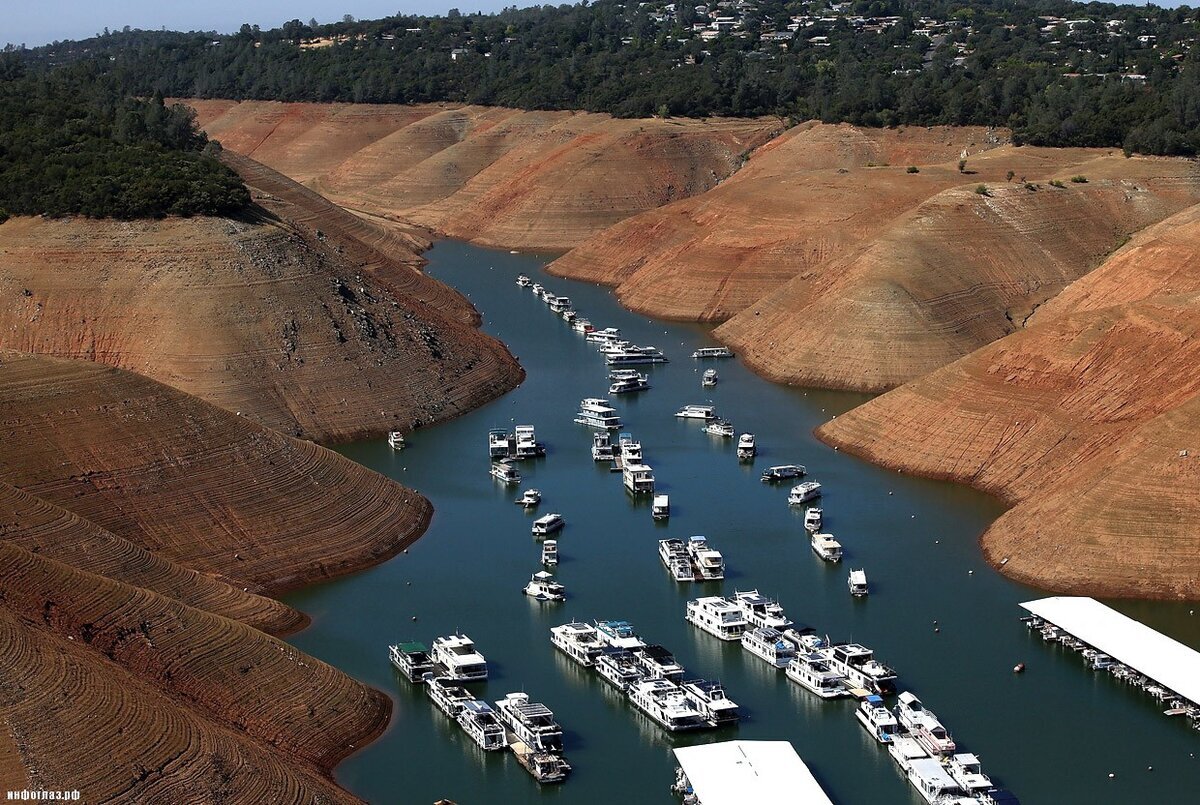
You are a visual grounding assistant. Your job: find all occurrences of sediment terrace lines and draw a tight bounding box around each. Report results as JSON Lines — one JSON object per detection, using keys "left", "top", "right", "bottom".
{"left": 0, "top": 352, "right": 431, "bottom": 592}
{"left": 187, "top": 99, "right": 781, "bottom": 250}
{"left": 0, "top": 483, "right": 302, "bottom": 634}
{"left": 0, "top": 155, "right": 523, "bottom": 443}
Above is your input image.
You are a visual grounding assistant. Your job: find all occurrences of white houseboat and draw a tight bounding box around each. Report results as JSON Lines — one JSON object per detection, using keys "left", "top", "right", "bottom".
{"left": 803, "top": 507, "right": 823, "bottom": 531}
{"left": 628, "top": 679, "right": 709, "bottom": 732}
{"left": 425, "top": 675, "right": 473, "bottom": 718}
{"left": 550, "top": 622, "right": 605, "bottom": 667}
{"left": 575, "top": 398, "right": 622, "bottom": 429}
{"left": 456, "top": 698, "right": 509, "bottom": 751}
{"left": 431, "top": 633, "right": 489, "bottom": 682}
{"left": 788, "top": 481, "right": 822, "bottom": 504}
{"left": 516, "top": 274, "right": 531, "bottom": 287}
{"left": 888, "top": 735, "right": 931, "bottom": 774}
{"left": 652, "top": 494, "right": 670, "bottom": 520}
{"left": 686, "top": 536, "right": 724, "bottom": 580}
{"left": 675, "top": 404, "right": 716, "bottom": 420}
{"left": 523, "top": 571, "right": 565, "bottom": 602}
{"left": 742, "top": 627, "right": 797, "bottom": 669}
{"left": 637, "top": 644, "right": 686, "bottom": 683}
{"left": 606, "top": 345, "right": 669, "bottom": 366}
{"left": 691, "top": 346, "right": 735, "bottom": 359}
{"left": 686, "top": 597, "right": 748, "bottom": 641}
{"left": 591, "top": 431, "right": 615, "bottom": 461}
{"left": 703, "top": 419, "right": 735, "bottom": 438}
{"left": 388, "top": 431, "right": 406, "bottom": 450}
{"left": 736, "top": 433, "right": 756, "bottom": 460}
{"left": 822, "top": 643, "right": 896, "bottom": 694}
{"left": 855, "top": 694, "right": 901, "bottom": 743}
{"left": 906, "top": 757, "right": 975, "bottom": 805}
{"left": 622, "top": 463, "right": 655, "bottom": 494}
{"left": 540, "top": 539, "right": 558, "bottom": 566}
{"left": 618, "top": 433, "right": 643, "bottom": 462}
{"left": 595, "top": 620, "right": 647, "bottom": 651}
{"left": 489, "top": 428, "right": 514, "bottom": 458}
{"left": 811, "top": 533, "right": 843, "bottom": 562}
{"left": 585, "top": 327, "right": 622, "bottom": 343}
{"left": 848, "top": 569, "right": 869, "bottom": 597}
{"left": 516, "top": 488, "right": 542, "bottom": 508}
{"left": 513, "top": 424, "right": 544, "bottom": 459}
{"left": 731, "top": 590, "right": 793, "bottom": 631}
{"left": 680, "top": 679, "right": 741, "bottom": 726}
{"left": 946, "top": 753, "right": 993, "bottom": 795}
{"left": 495, "top": 692, "right": 565, "bottom": 753}
{"left": 532, "top": 513, "right": 565, "bottom": 537}
{"left": 388, "top": 641, "right": 434, "bottom": 682}
{"left": 491, "top": 460, "right": 522, "bottom": 485}
{"left": 548, "top": 295, "right": 572, "bottom": 313}
{"left": 596, "top": 649, "right": 646, "bottom": 691}
{"left": 702, "top": 368, "right": 718, "bottom": 387}
{"left": 896, "top": 692, "right": 956, "bottom": 756}
{"left": 761, "top": 464, "right": 806, "bottom": 482}
{"left": 785, "top": 652, "right": 848, "bottom": 699}
{"left": 659, "top": 539, "right": 694, "bottom": 582}
{"left": 572, "top": 318, "right": 594, "bottom": 334}
{"left": 609, "top": 374, "right": 650, "bottom": 394}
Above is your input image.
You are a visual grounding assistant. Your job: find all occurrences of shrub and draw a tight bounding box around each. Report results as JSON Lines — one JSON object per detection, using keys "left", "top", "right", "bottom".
{"left": 1070, "top": 175, "right": 1088, "bottom": 183}
{"left": 906, "top": 166, "right": 919, "bottom": 174}
{"left": 974, "top": 184, "right": 990, "bottom": 196}
{"left": 1049, "top": 179, "right": 1066, "bottom": 188}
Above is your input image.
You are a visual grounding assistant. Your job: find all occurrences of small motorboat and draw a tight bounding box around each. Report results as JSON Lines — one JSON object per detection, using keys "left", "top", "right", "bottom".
{"left": 523, "top": 571, "right": 566, "bottom": 602}
{"left": 516, "top": 489, "right": 542, "bottom": 508}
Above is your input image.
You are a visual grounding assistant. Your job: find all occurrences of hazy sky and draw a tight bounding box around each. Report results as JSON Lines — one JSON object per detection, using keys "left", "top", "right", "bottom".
{"left": 7, "top": 0, "right": 1195, "bottom": 47}
{"left": 7, "top": 1, "right": 516, "bottom": 47}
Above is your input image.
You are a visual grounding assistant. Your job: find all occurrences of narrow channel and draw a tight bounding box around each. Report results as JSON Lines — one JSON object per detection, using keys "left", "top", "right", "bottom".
{"left": 285, "top": 240, "right": 1200, "bottom": 803}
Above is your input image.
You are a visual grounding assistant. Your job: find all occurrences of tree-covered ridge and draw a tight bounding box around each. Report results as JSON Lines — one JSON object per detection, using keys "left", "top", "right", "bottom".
{"left": 0, "top": 58, "right": 249, "bottom": 220}
{"left": 18, "top": 0, "right": 1200, "bottom": 155}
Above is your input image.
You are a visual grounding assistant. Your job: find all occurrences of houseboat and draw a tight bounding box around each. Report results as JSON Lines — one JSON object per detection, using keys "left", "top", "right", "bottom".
{"left": 686, "top": 536, "right": 724, "bottom": 580}
{"left": 540, "top": 539, "right": 558, "bottom": 566}
{"left": 788, "top": 481, "right": 822, "bottom": 504}
{"left": 585, "top": 327, "right": 622, "bottom": 343}
{"left": 574, "top": 398, "right": 622, "bottom": 429}
{"left": 803, "top": 507, "right": 823, "bottom": 531}
{"left": 495, "top": 692, "right": 564, "bottom": 753}
{"left": 572, "top": 318, "right": 594, "bottom": 334}
{"left": 513, "top": 424, "right": 544, "bottom": 459}
{"left": 489, "top": 428, "right": 514, "bottom": 458}
{"left": 761, "top": 464, "right": 806, "bottom": 482}
{"left": 388, "top": 641, "right": 434, "bottom": 682}
{"left": 636, "top": 644, "right": 686, "bottom": 683}
{"left": 946, "top": 753, "right": 993, "bottom": 795}
{"left": 609, "top": 374, "right": 650, "bottom": 394}
{"left": 730, "top": 590, "right": 792, "bottom": 630}
{"left": 523, "top": 571, "right": 566, "bottom": 602}
{"left": 811, "top": 533, "right": 843, "bottom": 562}
{"left": 431, "top": 633, "right": 489, "bottom": 682}
{"left": 387, "top": 431, "right": 406, "bottom": 450}
{"left": 691, "top": 346, "right": 735, "bottom": 359}
{"left": 532, "top": 513, "right": 565, "bottom": 537}
{"left": 550, "top": 622, "right": 604, "bottom": 667}
{"left": 627, "top": 679, "right": 709, "bottom": 732}
{"left": 659, "top": 539, "right": 694, "bottom": 582}
{"left": 530, "top": 282, "right": 544, "bottom": 295}
{"left": 785, "top": 652, "right": 848, "bottom": 699}
{"left": 608, "top": 368, "right": 641, "bottom": 381}
{"left": 741, "top": 627, "right": 797, "bottom": 669}
{"left": 561, "top": 309, "right": 577, "bottom": 323}
{"left": 596, "top": 649, "right": 646, "bottom": 691}
{"left": 622, "top": 463, "right": 655, "bottom": 495}
{"left": 680, "top": 679, "right": 741, "bottom": 726}
{"left": 591, "top": 431, "right": 615, "bottom": 461}
{"left": 888, "top": 736, "right": 931, "bottom": 774}
{"left": 896, "top": 692, "right": 956, "bottom": 755}
{"left": 906, "top": 757, "right": 974, "bottom": 805}
{"left": 595, "top": 620, "right": 647, "bottom": 651}
{"left": 848, "top": 569, "right": 869, "bottom": 597}
{"left": 516, "top": 488, "right": 542, "bottom": 508}
{"left": 425, "top": 675, "right": 473, "bottom": 718}
{"left": 510, "top": 742, "right": 571, "bottom": 785}
{"left": 652, "top": 494, "right": 670, "bottom": 520}
{"left": 702, "top": 368, "right": 718, "bottom": 387}
{"left": 675, "top": 404, "right": 716, "bottom": 420}
{"left": 856, "top": 694, "right": 901, "bottom": 743}
{"left": 822, "top": 643, "right": 897, "bottom": 694}
{"left": 686, "top": 597, "right": 748, "bottom": 641}
{"left": 703, "top": 419, "right": 735, "bottom": 438}
{"left": 456, "top": 698, "right": 509, "bottom": 751}
{"left": 516, "top": 274, "right": 531, "bottom": 287}
{"left": 618, "top": 433, "right": 643, "bottom": 462}
{"left": 491, "top": 460, "right": 522, "bottom": 484}
{"left": 548, "top": 295, "right": 572, "bottom": 313}
{"left": 736, "top": 433, "right": 756, "bottom": 460}
{"left": 605, "top": 345, "right": 669, "bottom": 366}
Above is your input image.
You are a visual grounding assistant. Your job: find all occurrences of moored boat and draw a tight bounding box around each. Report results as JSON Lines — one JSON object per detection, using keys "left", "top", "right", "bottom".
{"left": 622, "top": 462, "right": 655, "bottom": 494}
{"left": 510, "top": 740, "right": 572, "bottom": 785}
{"left": 532, "top": 513, "right": 565, "bottom": 537}
{"left": 585, "top": 327, "right": 622, "bottom": 343}
{"left": 627, "top": 678, "right": 709, "bottom": 732}
{"left": 491, "top": 459, "right": 521, "bottom": 484}
{"left": 388, "top": 641, "right": 434, "bottom": 682}
{"left": 686, "top": 536, "right": 724, "bottom": 580}
{"left": 848, "top": 569, "right": 869, "bottom": 597}
{"left": 785, "top": 652, "right": 848, "bottom": 699}
{"left": 741, "top": 626, "right": 797, "bottom": 669}
{"left": 572, "top": 318, "right": 594, "bottom": 334}
{"left": 550, "top": 621, "right": 605, "bottom": 667}
{"left": 686, "top": 596, "right": 748, "bottom": 641}
{"left": 691, "top": 346, "right": 735, "bottom": 359}
{"left": 388, "top": 430, "right": 406, "bottom": 450}
{"left": 702, "top": 368, "right": 718, "bottom": 387}
{"left": 425, "top": 674, "right": 474, "bottom": 718}
{"left": 675, "top": 404, "right": 716, "bottom": 420}
{"left": 575, "top": 397, "right": 622, "bottom": 429}
{"left": 896, "top": 692, "right": 956, "bottom": 756}
{"left": 516, "top": 274, "right": 531, "bottom": 287}
{"left": 636, "top": 644, "right": 686, "bottom": 683}
{"left": 803, "top": 507, "right": 823, "bottom": 531}
{"left": 523, "top": 570, "right": 566, "bottom": 602}
{"left": 822, "top": 643, "right": 897, "bottom": 694}
{"left": 680, "top": 679, "right": 741, "bottom": 726}
{"left": 595, "top": 619, "right": 647, "bottom": 651}
{"left": 906, "top": 757, "right": 975, "bottom": 805}
{"left": 495, "top": 692, "right": 564, "bottom": 753}
{"left": 730, "top": 589, "right": 793, "bottom": 631}
{"left": 609, "top": 374, "right": 650, "bottom": 394}
{"left": 591, "top": 431, "right": 615, "bottom": 461}
{"left": 606, "top": 345, "right": 668, "bottom": 365}
{"left": 456, "top": 698, "right": 509, "bottom": 751}
{"left": 516, "top": 488, "right": 542, "bottom": 507}
{"left": 541, "top": 539, "right": 558, "bottom": 566}
{"left": 736, "top": 433, "right": 755, "bottom": 459}
{"left": 788, "top": 481, "right": 822, "bottom": 504}
{"left": 702, "top": 419, "right": 735, "bottom": 438}
{"left": 489, "top": 428, "right": 514, "bottom": 458}
{"left": 618, "top": 433, "right": 643, "bottom": 462}
{"left": 652, "top": 493, "right": 670, "bottom": 520}
{"left": 659, "top": 539, "right": 694, "bottom": 582}
{"left": 855, "top": 694, "right": 901, "bottom": 743}
{"left": 761, "top": 464, "right": 806, "bottom": 482}
{"left": 513, "top": 424, "right": 545, "bottom": 459}
{"left": 595, "top": 648, "right": 646, "bottom": 690}
{"left": 946, "top": 753, "right": 993, "bottom": 795}
{"left": 431, "top": 633, "right": 489, "bottom": 682}
{"left": 811, "top": 532, "right": 843, "bottom": 562}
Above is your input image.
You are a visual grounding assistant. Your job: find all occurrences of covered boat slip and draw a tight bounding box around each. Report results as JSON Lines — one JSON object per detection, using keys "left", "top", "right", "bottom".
{"left": 673, "top": 740, "right": 833, "bottom": 804}
{"left": 1021, "top": 596, "right": 1200, "bottom": 704}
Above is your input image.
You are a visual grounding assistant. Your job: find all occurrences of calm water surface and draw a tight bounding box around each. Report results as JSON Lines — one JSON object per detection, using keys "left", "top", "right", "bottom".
{"left": 286, "top": 241, "right": 1200, "bottom": 804}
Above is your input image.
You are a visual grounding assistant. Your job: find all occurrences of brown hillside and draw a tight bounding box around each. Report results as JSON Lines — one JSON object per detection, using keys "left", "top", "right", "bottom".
{"left": 715, "top": 166, "right": 1200, "bottom": 391}
{"left": 547, "top": 125, "right": 1113, "bottom": 323}
{"left": 0, "top": 156, "right": 522, "bottom": 443}
{"left": 186, "top": 99, "right": 782, "bottom": 250}
{"left": 0, "top": 351, "right": 429, "bottom": 798}
{"left": 818, "top": 291, "right": 1200, "bottom": 598}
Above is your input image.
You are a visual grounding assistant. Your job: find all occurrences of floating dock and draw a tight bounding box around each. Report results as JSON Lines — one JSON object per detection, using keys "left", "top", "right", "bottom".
{"left": 1021, "top": 596, "right": 1200, "bottom": 712}
{"left": 672, "top": 740, "right": 833, "bottom": 805}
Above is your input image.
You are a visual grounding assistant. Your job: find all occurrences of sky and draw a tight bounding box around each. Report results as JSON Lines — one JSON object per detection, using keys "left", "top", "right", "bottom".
{"left": 6, "top": 0, "right": 1195, "bottom": 48}
{"left": 5, "top": 1, "right": 517, "bottom": 48}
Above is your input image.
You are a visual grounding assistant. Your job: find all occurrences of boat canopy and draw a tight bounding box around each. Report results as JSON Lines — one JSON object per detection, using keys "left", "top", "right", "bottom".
{"left": 1021, "top": 596, "right": 1200, "bottom": 705}
{"left": 672, "top": 740, "right": 832, "bottom": 805}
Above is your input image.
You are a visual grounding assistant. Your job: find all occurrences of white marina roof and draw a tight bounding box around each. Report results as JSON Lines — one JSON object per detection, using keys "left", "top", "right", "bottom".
{"left": 1021, "top": 596, "right": 1200, "bottom": 704}
{"left": 673, "top": 740, "right": 833, "bottom": 805}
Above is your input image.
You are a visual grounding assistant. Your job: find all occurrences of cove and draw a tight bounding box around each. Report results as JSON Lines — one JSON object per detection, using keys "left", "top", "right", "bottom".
{"left": 286, "top": 240, "right": 1200, "bottom": 803}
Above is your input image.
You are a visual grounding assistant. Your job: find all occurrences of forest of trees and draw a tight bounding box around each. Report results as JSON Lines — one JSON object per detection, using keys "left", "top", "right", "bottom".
{"left": 0, "top": 57, "right": 249, "bottom": 220}
{"left": 22, "top": 0, "right": 1200, "bottom": 156}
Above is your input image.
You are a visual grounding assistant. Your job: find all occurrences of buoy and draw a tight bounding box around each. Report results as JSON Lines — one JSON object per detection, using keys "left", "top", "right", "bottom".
{"left": 406, "top": 581, "right": 412, "bottom": 586}
{"left": 411, "top": 615, "right": 418, "bottom": 621}
{"left": 1148, "top": 766, "right": 1153, "bottom": 771}
{"left": 934, "top": 540, "right": 940, "bottom": 544}
{"left": 1108, "top": 773, "right": 1115, "bottom": 779}
{"left": 888, "top": 491, "right": 893, "bottom": 495}
{"left": 968, "top": 570, "right": 974, "bottom": 575}
{"left": 1014, "top": 662, "right": 1025, "bottom": 673}
{"left": 934, "top": 627, "right": 941, "bottom": 633}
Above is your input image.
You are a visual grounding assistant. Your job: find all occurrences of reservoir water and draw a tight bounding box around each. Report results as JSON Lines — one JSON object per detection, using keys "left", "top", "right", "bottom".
{"left": 286, "top": 240, "right": 1200, "bottom": 803}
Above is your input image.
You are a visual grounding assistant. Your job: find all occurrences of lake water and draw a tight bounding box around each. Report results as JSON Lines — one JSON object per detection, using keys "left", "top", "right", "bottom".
{"left": 286, "top": 240, "right": 1200, "bottom": 804}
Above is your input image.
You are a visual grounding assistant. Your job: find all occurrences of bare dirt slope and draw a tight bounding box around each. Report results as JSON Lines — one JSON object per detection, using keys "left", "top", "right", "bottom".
{"left": 0, "top": 351, "right": 425, "bottom": 800}
{"left": 0, "top": 156, "right": 522, "bottom": 443}
{"left": 186, "top": 99, "right": 783, "bottom": 250}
